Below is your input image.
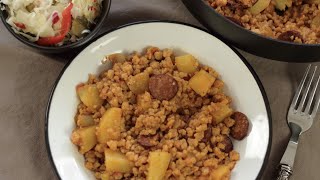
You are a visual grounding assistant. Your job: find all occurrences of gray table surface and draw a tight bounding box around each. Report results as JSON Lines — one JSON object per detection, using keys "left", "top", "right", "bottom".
{"left": 0, "top": 0, "right": 319, "bottom": 179}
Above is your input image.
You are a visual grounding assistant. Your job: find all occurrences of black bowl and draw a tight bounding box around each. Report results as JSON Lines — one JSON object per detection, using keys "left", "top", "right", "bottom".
{"left": 182, "top": 0, "right": 320, "bottom": 62}
{"left": 0, "top": 0, "right": 111, "bottom": 53}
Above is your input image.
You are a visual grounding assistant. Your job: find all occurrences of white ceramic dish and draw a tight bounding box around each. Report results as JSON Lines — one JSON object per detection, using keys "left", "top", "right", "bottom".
{"left": 45, "top": 21, "right": 271, "bottom": 180}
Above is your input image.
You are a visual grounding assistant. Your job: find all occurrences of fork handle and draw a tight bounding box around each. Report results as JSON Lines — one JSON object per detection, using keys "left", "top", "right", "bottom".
{"left": 277, "top": 164, "right": 293, "bottom": 180}
{"left": 277, "top": 123, "right": 301, "bottom": 180}
{"left": 276, "top": 141, "right": 297, "bottom": 180}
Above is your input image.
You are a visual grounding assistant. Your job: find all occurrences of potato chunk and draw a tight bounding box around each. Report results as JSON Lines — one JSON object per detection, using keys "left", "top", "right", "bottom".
{"left": 147, "top": 151, "right": 171, "bottom": 180}
{"left": 189, "top": 70, "right": 216, "bottom": 97}
{"left": 100, "top": 173, "right": 110, "bottom": 180}
{"left": 71, "top": 126, "right": 97, "bottom": 154}
{"left": 209, "top": 165, "right": 231, "bottom": 180}
{"left": 77, "top": 84, "right": 103, "bottom": 109}
{"left": 104, "top": 149, "right": 133, "bottom": 173}
{"left": 249, "top": 0, "right": 271, "bottom": 15}
{"left": 127, "top": 72, "right": 150, "bottom": 94}
{"left": 199, "top": 162, "right": 235, "bottom": 180}
{"left": 77, "top": 115, "right": 95, "bottom": 127}
{"left": 212, "top": 104, "right": 233, "bottom": 124}
{"left": 97, "top": 108, "right": 124, "bottom": 143}
{"left": 107, "top": 53, "right": 127, "bottom": 63}
{"left": 274, "top": 0, "right": 292, "bottom": 11}
{"left": 175, "top": 54, "right": 198, "bottom": 73}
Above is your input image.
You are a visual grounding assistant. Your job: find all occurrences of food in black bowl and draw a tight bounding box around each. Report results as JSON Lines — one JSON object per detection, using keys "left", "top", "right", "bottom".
{"left": 0, "top": 0, "right": 111, "bottom": 53}
{"left": 182, "top": 0, "right": 320, "bottom": 62}
{"left": 207, "top": 0, "right": 319, "bottom": 44}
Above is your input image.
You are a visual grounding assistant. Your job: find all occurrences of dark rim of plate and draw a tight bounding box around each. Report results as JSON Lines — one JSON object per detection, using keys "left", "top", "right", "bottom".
{"left": 44, "top": 20, "right": 272, "bottom": 180}
{"left": 0, "top": 0, "right": 111, "bottom": 51}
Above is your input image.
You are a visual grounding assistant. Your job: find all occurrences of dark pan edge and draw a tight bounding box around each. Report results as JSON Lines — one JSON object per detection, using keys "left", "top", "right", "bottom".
{"left": 45, "top": 20, "right": 272, "bottom": 180}
{"left": 191, "top": 0, "right": 320, "bottom": 47}
{"left": 181, "top": 0, "right": 320, "bottom": 62}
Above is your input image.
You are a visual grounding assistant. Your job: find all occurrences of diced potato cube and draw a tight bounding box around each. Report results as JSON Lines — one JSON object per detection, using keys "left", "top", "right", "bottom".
{"left": 127, "top": 72, "right": 150, "bottom": 94}
{"left": 189, "top": 70, "right": 216, "bottom": 97}
{"left": 212, "top": 104, "right": 233, "bottom": 124}
{"left": 77, "top": 115, "right": 95, "bottom": 127}
{"left": 147, "top": 151, "right": 171, "bottom": 180}
{"left": 175, "top": 54, "right": 198, "bottom": 73}
{"left": 104, "top": 149, "right": 133, "bottom": 173}
{"left": 71, "top": 126, "right": 97, "bottom": 154}
{"left": 97, "top": 108, "right": 124, "bottom": 143}
{"left": 108, "top": 53, "right": 127, "bottom": 63}
{"left": 249, "top": 0, "right": 271, "bottom": 15}
{"left": 209, "top": 165, "right": 231, "bottom": 180}
{"left": 274, "top": 0, "right": 292, "bottom": 11}
{"left": 101, "top": 173, "right": 110, "bottom": 180}
{"left": 77, "top": 84, "right": 103, "bottom": 109}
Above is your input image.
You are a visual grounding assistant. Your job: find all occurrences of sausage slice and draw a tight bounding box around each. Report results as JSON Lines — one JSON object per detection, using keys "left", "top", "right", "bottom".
{"left": 278, "top": 30, "right": 304, "bottom": 43}
{"left": 230, "top": 112, "right": 249, "bottom": 140}
{"left": 221, "top": 135, "right": 233, "bottom": 153}
{"left": 148, "top": 74, "right": 178, "bottom": 100}
{"left": 137, "top": 134, "right": 159, "bottom": 148}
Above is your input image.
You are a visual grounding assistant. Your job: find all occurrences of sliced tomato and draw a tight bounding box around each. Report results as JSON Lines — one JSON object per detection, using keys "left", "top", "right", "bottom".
{"left": 60, "top": 3, "right": 73, "bottom": 35}
{"left": 37, "top": 3, "right": 73, "bottom": 46}
{"left": 52, "top": 12, "right": 60, "bottom": 25}
{"left": 14, "top": 22, "right": 26, "bottom": 29}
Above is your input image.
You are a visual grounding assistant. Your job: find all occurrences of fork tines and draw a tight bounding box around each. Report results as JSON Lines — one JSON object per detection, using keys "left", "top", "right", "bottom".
{"left": 291, "top": 64, "right": 320, "bottom": 117}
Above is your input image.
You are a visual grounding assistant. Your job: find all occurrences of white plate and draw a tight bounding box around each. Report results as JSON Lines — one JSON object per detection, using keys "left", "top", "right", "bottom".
{"left": 46, "top": 21, "right": 271, "bottom": 180}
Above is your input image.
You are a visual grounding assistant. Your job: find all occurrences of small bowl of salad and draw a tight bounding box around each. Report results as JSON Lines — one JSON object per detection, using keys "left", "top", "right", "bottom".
{"left": 0, "top": 0, "right": 111, "bottom": 53}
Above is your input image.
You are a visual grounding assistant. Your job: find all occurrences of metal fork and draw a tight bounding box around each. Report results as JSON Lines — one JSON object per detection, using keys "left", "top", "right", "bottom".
{"left": 277, "top": 65, "right": 320, "bottom": 180}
